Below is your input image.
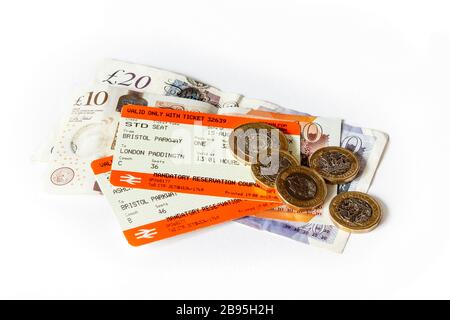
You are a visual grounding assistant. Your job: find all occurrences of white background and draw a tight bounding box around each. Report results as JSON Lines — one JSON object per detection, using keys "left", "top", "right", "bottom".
{"left": 1, "top": 0, "right": 449, "bottom": 299}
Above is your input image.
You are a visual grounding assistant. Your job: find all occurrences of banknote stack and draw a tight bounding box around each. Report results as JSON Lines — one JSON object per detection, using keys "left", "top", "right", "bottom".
{"left": 36, "top": 59, "right": 388, "bottom": 253}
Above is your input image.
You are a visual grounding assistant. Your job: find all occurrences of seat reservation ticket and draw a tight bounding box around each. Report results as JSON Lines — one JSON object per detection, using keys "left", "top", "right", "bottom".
{"left": 92, "top": 156, "right": 278, "bottom": 246}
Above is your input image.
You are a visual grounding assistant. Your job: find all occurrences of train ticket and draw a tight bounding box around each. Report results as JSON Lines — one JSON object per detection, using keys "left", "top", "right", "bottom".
{"left": 92, "top": 156, "right": 278, "bottom": 246}
{"left": 110, "top": 106, "right": 302, "bottom": 202}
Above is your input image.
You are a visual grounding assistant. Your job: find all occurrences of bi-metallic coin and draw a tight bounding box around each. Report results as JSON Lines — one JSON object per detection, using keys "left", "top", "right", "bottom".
{"left": 275, "top": 165, "right": 327, "bottom": 210}
{"left": 329, "top": 191, "right": 382, "bottom": 233}
{"left": 309, "top": 146, "right": 360, "bottom": 184}
{"left": 229, "top": 122, "right": 289, "bottom": 164}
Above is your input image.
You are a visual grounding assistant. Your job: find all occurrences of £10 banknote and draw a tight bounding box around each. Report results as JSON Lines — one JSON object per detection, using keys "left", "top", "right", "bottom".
{"left": 34, "top": 59, "right": 294, "bottom": 163}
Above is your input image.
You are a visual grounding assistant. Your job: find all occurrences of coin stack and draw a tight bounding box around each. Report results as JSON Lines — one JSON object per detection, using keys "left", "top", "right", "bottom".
{"left": 230, "top": 123, "right": 382, "bottom": 233}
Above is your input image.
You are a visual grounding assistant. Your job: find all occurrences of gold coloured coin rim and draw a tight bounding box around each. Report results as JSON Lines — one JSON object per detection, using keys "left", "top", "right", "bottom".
{"left": 309, "top": 146, "right": 360, "bottom": 184}
{"left": 228, "top": 122, "right": 289, "bottom": 165}
{"left": 251, "top": 149, "right": 300, "bottom": 189}
{"left": 275, "top": 165, "right": 327, "bottom": 210}
{"left": 329, "top": 191, "right": 382, "bottom": 233}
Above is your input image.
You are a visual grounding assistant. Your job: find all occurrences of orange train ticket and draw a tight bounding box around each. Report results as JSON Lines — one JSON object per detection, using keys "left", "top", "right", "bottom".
{"left": 109, "top": 106, "right": 302, "bottom": 202}
{"left": 92, "top": 156, "right": 278, "bottom": 246}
